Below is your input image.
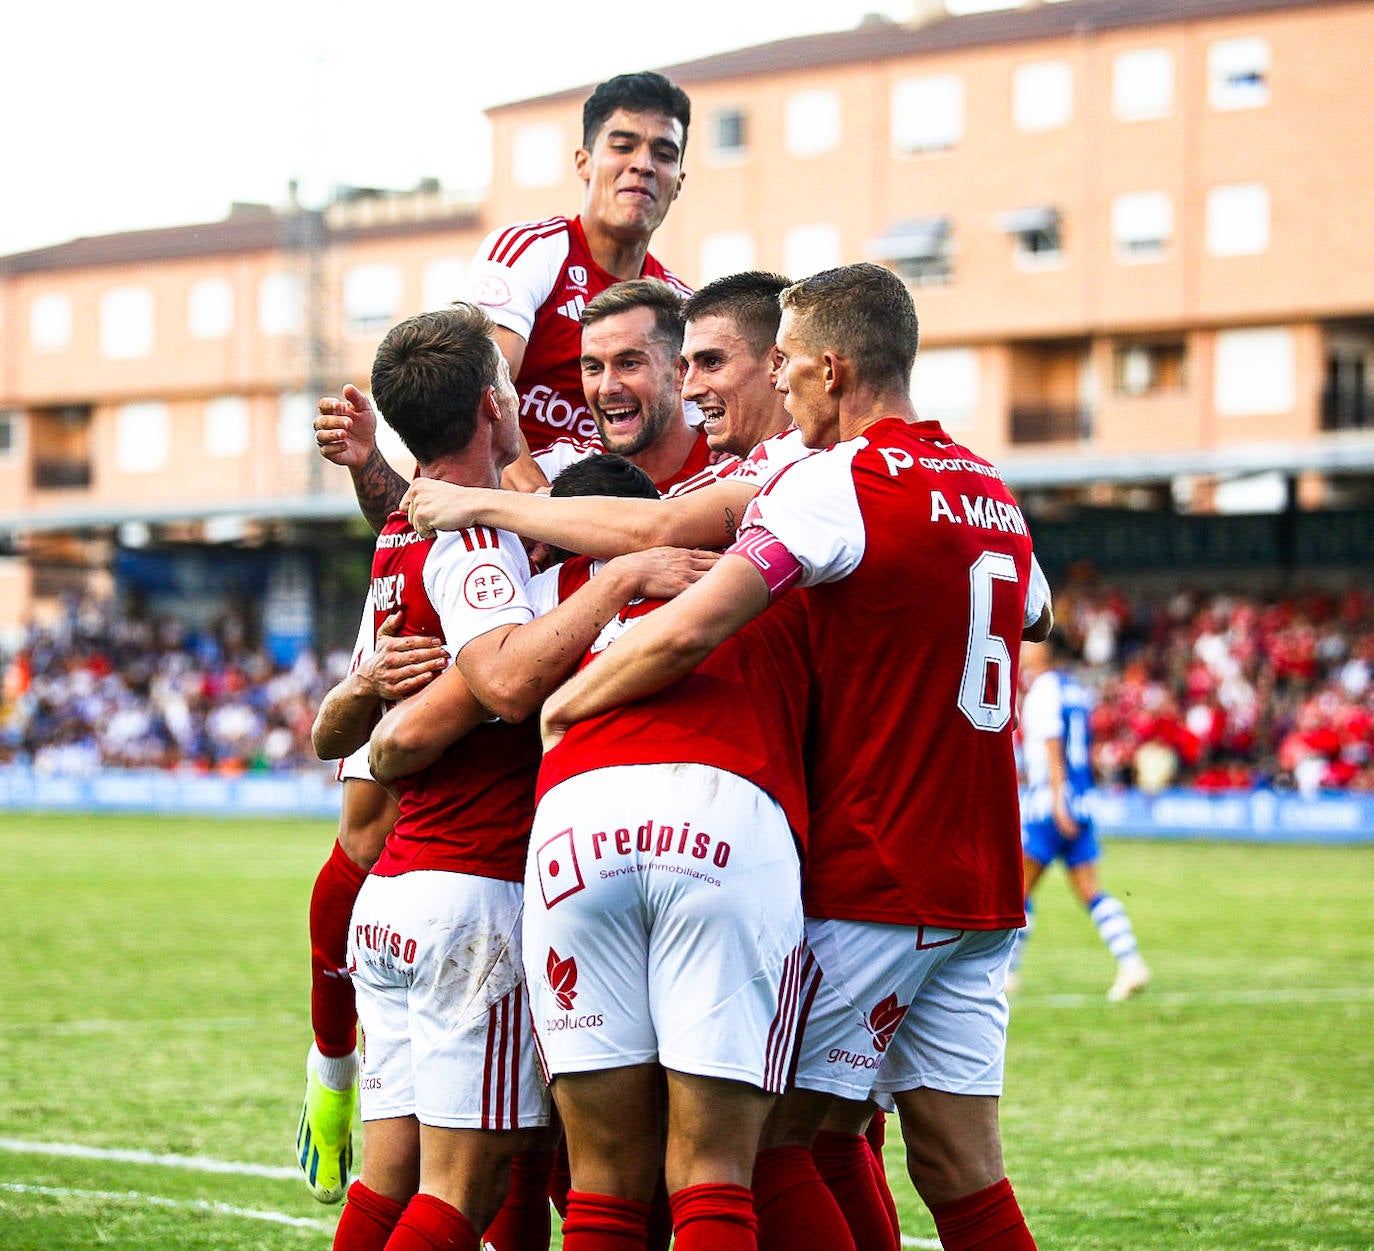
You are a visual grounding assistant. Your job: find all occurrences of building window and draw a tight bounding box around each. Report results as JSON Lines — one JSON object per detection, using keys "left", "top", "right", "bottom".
{"left": 204, "top": 396, "right": 250, "bottom": 459}
{"left": 115, "top": 402, "right": 170, "bottom": 474}
{"left": 785, "top": 90, "right": 841, "bottom": 157}
{"left": 100, "top": 286, "right": 155, "bottom": 360}
{"left": 259, "top": 272, "right": 303, "bottom": 336}
{"left": 912, "top": 348, "right": 979, "bottom": 430}
{"left": 1209, "top": 37, "right": 1270, "bottom": 110}
{"left": 1013, "top": 60, "right": 1073, "bottom": 132}
{"left": 30, "top": 293, "right": 72, "bottom": 352}
{"left": 1111, "top": 192, "right": 1172, "bottom": 261}
{"left": 1113, "top": 48, "right": 1174, "bottom": 121}
{"left": 0, "top": 412, "right": 17, "bottom": 458}
{"left": 30, "top": 404, "right": 92, "bottom": 488}
{"left": 784, "top": 224, "right": 842, "bottom": 279}
{"left": 997, "top": 207, "right": 1062, "bottom": 267}
{"left": 1322, "top": 344, "right": 1373, "bottom": 431}
{"left": 513, "top": 123, "right": 563, "bottom": 189}
{"left": 892, "top": 75, "right": 963, "bottom": 153}
{"left": 870, "top": 218, "right": 953, "bottom": 287}
{"left": 1215, "top": 327, "right": 1294, "bottom": 416}
{"left": 699, "top": 231, "right": 757, "bottom": 284}
{"left": 343, "top": 263, "right": 402, "bottom": 336}
{"left": 1207, "top": 184, "right": 1269, "bottom": 257}
{"left": 188, "top": 278, "right": 234, "bottom": 340}
{"left": 1112, "top": 340, "right": 1187, "bottom": 397}
{"left": 710, "top": 108, "right": 748, "bottom": 159}
{"left": 277, "top": 392, "right": 316, "bottom": 455}
{"left": 422, "top": 258, "right": 466, "bottom": 312}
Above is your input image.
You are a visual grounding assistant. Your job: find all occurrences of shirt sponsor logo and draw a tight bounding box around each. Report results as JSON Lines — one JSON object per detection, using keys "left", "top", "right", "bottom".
{"left": 589, "top": 818, "right": 732, "bottom": 870}
{"left": 521, "top": 384, "right": 598, "bottom": 440}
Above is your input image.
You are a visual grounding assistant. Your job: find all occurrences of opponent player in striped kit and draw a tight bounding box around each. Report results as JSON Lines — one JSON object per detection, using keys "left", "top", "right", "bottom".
{"left": 315, "top": 304, "right": 714, "bottom": 1251}
{"left": 1012, "top": 631, "right": 1149, "bottom": 1001}
{"left": 539, "top": 264, "right": 1050, "bottom": 1251}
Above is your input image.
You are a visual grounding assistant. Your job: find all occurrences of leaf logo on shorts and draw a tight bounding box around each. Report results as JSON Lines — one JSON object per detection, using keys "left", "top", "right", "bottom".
{"left": 547, "top": 949, "right": 578, "bottom": 1011}
{"left": 864, "top": 994, "right": 909, "bottom": 1053}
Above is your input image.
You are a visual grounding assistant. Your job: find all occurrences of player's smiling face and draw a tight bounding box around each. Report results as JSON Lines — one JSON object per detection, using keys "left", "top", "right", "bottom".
{"left": 775, "top": 309, "right": 840, "bottom": 448}
{"left": 577, "top": 109, "right": 685, "bottom": 238}
{"left": 580, "top": 306, "right": 685, "bottom": 457}
{"left": 682, "top": 314, "right": 784, "bottom": 459}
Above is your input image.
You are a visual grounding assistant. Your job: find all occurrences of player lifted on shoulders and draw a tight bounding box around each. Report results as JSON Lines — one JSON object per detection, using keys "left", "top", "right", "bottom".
{"left": 539, "top": 264, "right": 1050, "bottom": 1251}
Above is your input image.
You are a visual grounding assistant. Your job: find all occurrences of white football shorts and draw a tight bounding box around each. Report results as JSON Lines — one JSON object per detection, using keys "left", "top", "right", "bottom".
{"left": 336, "top": 740, "right": 372, "bottom": 782}
{"left": 523, "top": 763, "right": 805, "bottom": 1092}
{"left": 349, "top": 869, "right": 550, "bottom": 1130}
{"left": 791, "top": 919, "right": 1016, "bottom": 1102}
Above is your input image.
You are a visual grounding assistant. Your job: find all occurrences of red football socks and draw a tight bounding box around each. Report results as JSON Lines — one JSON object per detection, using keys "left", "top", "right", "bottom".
{"left": 562, "top": 1189, "right": 651, "bottom": 1251}
{"left": 310, "top": 839, "right": 367, "bottom": 1056}
{"left": 812, "top": 1130, "right": 900, "bottom": 1251}
{"left": 752, "top": 1145, "right": 856, "bottom": 1251}
{"left": 484, "top": 1149, "right": 555, "bottom": 1251}
{"left": 383, "top": 1193, "right": 480, "bottom": 1251}
{"left": 332, "top": 1181, "right": 405, "bottom": 1251}
{"left": 930, "top": 1177, "right": 1037, "bottom": 1251}
{"left": 669, "top": 1183, "right": 757, "bottom": 1251}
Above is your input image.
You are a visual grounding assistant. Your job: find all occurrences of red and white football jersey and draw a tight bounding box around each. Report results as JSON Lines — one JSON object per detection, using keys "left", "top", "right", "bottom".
{"left": 366, "top": 515, "right": 542, "bottom": 883}
{"left": 465, "top": 215, "right": 691, "bottom": 451}
{"left": 529, "top": 557, "right": 812, "bottom": 848}
{"left": 663, "top": 427, "right": 810, "bottom": 499}
{"left": 737, "top": 419, "right": 1050, "bottom": 929}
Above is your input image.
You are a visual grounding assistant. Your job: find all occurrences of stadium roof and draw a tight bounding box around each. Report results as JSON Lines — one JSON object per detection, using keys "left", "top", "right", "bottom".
{"left": 488, "top": 0, "right": 1362, "bottom": 110}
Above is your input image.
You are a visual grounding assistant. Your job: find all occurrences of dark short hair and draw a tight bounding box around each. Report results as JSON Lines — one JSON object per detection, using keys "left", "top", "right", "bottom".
{"left": 543, "top": 454, "right": 660, "bottom": 565}
{"left": 581, "top": 278, "right": 686, "bottom": 357}
{"left": 683, "top": 271, "right": 790, "bottom": 358}
{"left": 583, "top": 72, "right": 691, "bottom": 151}
{"left": 370, "top": 304, "right": 500, "bottom": 464}
{"left": 780, "top": 263, "right": 919, "bottom": 390}
{"left": 550, "top": 453, "right": 660, "bottom": 502}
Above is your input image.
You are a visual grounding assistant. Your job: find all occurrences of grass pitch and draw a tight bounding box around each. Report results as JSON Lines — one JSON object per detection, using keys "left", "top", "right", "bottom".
{"left": 0, "top": 812, "right": 1370, "bottom": 1249}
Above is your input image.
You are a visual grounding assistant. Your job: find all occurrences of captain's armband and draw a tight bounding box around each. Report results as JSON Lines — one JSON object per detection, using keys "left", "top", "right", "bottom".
{"left": 726, "top": 528, "right": 803, "bottom": 600}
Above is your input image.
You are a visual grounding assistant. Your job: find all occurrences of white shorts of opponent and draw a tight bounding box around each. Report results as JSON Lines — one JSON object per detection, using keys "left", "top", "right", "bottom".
{"left": 791, "top": 921, "right": 1017, "bottom": 1104}
{"left": 523, "top": 763, "right": 805, "bottom": 1091}
{"left": 349, "top": 869, "right": 550, "bottom": 1130}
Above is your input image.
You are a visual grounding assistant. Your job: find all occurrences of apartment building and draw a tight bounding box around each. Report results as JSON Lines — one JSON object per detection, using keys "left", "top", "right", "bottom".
{"left": 2, "top": 0, "right": 1372, "bottom": 638}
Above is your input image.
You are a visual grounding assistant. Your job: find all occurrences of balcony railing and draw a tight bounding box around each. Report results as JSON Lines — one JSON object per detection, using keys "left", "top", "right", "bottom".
{"left": 1009, "top": 404, "right": 1092, "bottom": 445}
{"left": 33, "top": 458, "right": 93, "bottom": 489}
{"left": 1321, "top": 387, "right": 1373, "bottom": 431}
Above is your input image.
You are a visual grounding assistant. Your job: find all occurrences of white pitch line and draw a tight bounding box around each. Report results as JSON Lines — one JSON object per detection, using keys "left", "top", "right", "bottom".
{"left": 0, "top": 1013, "right": 296, "bottom": 1036}
{"left": 1017, "top": 986, "right": 1374, "bottom": 1009}
{"left": 900, "top": 1237, "right": 942, "bottom": 1249}
{"left": 0, "top": 1137, "right": 299, "bottom": 1181}
{"left": 0, "top": 1182, "right": 331, "bottom": 1232}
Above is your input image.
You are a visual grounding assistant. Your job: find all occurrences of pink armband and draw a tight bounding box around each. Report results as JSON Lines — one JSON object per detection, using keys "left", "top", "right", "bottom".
{"left": 727, "top": 528, "right": 804, "bottom": 600}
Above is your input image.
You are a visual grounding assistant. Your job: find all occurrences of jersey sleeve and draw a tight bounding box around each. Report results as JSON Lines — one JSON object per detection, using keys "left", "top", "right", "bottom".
{"left": 463, "top": 221, "right": 571, "bottom": 342}
{"left": 1025, "top": 554, "right": 1052, "bottom": 628}
{"left": 524, "top": 565, "right": 564, "bottom": 618}
{"left": 423, "top": 527, "right": 535, "bottom": 655}
{"left": 534, "top": 435, "right": 601, "bottom": 481}
{"left": 737, "top": 440, "right": 867, "bottom": 586}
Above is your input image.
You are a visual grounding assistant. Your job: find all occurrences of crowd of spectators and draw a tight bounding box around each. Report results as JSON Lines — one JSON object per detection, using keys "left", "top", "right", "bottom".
{"left": 1051, "top": 572, "right": 1373, "bottom": 794}
{"left": 0, "top": 597, "right": 350, "bottom": 777}
{"left": 2, "top": 579, "right": 1371, "bottom": 793}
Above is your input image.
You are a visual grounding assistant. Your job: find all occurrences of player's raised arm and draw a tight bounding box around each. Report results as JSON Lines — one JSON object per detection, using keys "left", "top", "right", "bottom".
{"left": 404, "top": 474, "right": 755, "bottom": 558}
{"left": 540, "top": 552, "right": 770, "bottom": 750}
{"left": 315, "top": 384, "right": 409, "bottom": 535}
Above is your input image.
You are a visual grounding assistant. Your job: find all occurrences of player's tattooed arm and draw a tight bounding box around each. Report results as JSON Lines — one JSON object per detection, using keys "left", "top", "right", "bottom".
{"left": 353, "top": 448, "right": 408, "bottom": 536}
